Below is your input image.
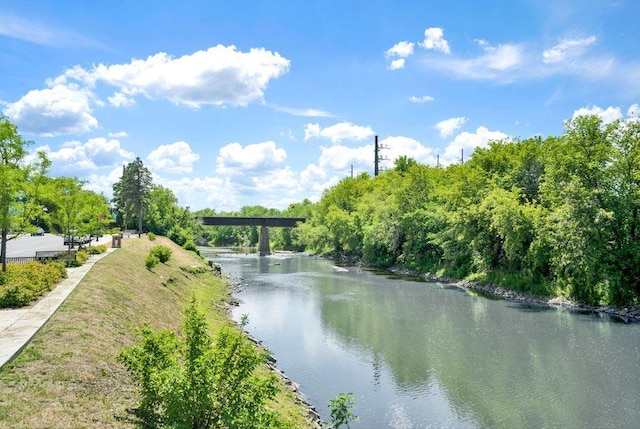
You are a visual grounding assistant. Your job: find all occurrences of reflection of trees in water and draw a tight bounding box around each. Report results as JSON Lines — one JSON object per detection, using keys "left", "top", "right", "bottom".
{"left": 318, "top": 271, "right": 640, "bottom": 428}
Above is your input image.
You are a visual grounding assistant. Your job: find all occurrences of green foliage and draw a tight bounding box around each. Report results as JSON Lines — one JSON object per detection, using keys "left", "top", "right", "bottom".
{"left": 293, "top": 116, "right": 640, "bottom": 305}
{"left": 147, "top": 232, "right": 156, "bottom": 241}
{"left": 328, "top": 392, "right": 359, "bottom": 428}
{"left": 145, "top": 255, "right": 159, "bottom": 271}
{"left": 118, "top": 298, "right": 284, "bottom": 428}
{"left": 86, "top": 244, "right": 107, "bottom": 255}
{"left": 112, "top": 157, "right": 153, "bottom": 234}
{"left": 182, "top": 239, "right": 200, "bottom": 255}
{"left": 0, "top": 261, "right": 66, "bottom": 308}
{"left": 150, "top": 245, "right": 172, "bottom": 264}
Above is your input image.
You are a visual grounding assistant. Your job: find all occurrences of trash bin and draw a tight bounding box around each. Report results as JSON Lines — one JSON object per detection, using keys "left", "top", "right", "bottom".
{"left": 112, "top": 234, "right": 121, "bottom": 248}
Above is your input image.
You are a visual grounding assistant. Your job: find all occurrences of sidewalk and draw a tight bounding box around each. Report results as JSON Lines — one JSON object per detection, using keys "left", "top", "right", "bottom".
{"left": 0, "top": 236, "right": 117, "bottom": 369}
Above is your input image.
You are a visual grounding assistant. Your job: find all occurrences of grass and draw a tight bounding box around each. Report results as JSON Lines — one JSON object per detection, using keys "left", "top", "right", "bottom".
{"left": 0, "top": 236, "right": 313, "bottom": 428}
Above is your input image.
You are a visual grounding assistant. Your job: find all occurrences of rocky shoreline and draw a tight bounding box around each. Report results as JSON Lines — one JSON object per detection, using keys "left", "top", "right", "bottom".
{"left": 388, "top": 267, "right": 640, "bottom": 324}
{"left": 224, "top": 273, "right": 324, "bottom": 428}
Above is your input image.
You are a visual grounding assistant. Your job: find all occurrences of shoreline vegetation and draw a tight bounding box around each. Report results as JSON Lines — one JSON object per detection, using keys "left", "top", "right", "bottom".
{"left": 0, "top": 237, "right": 317, "bottom": 428}
{"left": 387, "top": 266, "right": 640, "bottom": 324}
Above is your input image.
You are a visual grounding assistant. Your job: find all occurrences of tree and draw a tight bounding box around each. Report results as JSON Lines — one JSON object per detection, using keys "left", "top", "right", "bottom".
{"left": 0, "top": 117, "right": 33, "bottom": 272}
{"left": 113, "top": 157, "right": 153, "bottom": 234}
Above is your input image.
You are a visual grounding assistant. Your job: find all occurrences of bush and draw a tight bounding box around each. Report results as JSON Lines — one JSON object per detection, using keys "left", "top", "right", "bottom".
{"left": 182, "top": 239, "right": 200, "bottom": 255}
{"left": 118, "top": 298, "right": 284, "bottom": 428}
{"left": 148, "top": 232, "right": 156, "bottom": 241}
{"left": 0, "top": 261, "right": 66, "bottom": 308}
{"left": 150, "top": 245, "right": 172, "bottom": 264}
{"left": 145, "top": 255, "right": 159, "bottom": 270}
{"left": 87, "top": 245, "right": 107, "bottom": 255}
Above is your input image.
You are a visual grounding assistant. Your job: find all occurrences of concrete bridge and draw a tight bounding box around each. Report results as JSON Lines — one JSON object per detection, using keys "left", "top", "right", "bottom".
{"left": 197, "top": 217, "right": 305, "bottom": 256}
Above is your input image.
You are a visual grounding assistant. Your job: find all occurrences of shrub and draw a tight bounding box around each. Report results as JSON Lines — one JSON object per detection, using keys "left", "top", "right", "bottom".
{"left": 150, "top": 245, "right": 172, "bottom": 264}
{"left": 182, "top": 239, "right": 200, "bottom": 255}
{"left": 148, "top": 232, "right": 156, "bottom": 241}
{"left": 87, "top": 245, "right": 107, "bottom": 255}
{"left": 0, "top": 261, "right": 66, "bottom": 308}
{"left": 145, "top": 255, "right": 159, "bottom": 270}
{"left": 118, "top": 298, "right": 284, "bottom": 428}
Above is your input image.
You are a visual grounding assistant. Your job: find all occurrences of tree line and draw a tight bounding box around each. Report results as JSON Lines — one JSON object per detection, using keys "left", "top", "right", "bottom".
{"left": 292, "top": 115, "right": 640, "bottom": 306}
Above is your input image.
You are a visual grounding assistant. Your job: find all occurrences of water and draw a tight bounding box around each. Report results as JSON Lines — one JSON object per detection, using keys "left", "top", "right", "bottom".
{"left": 209, "top": 250, "right": 640, "bottom": 428}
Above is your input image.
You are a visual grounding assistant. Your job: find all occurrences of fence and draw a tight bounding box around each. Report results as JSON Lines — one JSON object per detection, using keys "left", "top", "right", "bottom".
{"left": 5, "top": 250, "right": 77, "bottom": 265}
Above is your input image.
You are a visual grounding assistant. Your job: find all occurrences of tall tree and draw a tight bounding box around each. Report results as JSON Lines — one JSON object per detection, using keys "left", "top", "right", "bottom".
{"left": 0, "top": 117, "right": 32, "bottom": 271}
{"left": 113, "top": 157, "right": 153, "bottom": 234}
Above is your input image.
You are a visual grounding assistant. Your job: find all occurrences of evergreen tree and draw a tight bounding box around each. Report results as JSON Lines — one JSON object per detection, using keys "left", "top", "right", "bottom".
{"left": 113, "top": 157, "right": 153, "bottom": 234}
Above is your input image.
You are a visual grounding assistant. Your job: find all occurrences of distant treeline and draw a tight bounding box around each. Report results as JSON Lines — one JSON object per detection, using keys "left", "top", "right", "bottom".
{"left": 200, "top": 115, "right": 640, "bottom": 306}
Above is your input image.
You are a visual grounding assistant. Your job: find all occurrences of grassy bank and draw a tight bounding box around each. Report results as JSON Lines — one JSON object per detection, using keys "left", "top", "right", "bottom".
{"left": 0, "top": 236, "right": 313, "bottom": 428}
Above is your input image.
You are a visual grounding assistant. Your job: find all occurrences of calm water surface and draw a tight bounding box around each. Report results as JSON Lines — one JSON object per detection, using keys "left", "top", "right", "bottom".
{"left": 209, "top": 250, "right": 640, "bottom": 429}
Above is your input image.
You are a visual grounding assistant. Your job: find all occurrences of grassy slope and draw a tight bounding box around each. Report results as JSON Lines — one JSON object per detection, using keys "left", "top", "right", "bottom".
{"left": 0, "top": 236, "right": 312, "bottom": 428}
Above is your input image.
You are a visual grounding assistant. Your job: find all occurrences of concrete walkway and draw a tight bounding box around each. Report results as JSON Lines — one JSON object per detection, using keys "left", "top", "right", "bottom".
{"left": 0, "top": 237, "right": 117, "bottom": 369}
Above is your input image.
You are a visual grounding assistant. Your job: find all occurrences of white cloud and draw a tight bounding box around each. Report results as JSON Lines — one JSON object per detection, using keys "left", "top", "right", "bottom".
{"left": 388, "top": 58, "right": 406, "bottom": 70}
{"left": 108, "top": 92, "right": 135, "bottom": 107}
{"left": 382, "top": 136, "right": 436, "bottom": 166}
{"left": 270, "top": 105, "right": 336, "bottom": 117}
{"left": 441, "top": 126, "right": 508, "bottom": 165}
{"left": 386, "top": 41, "right": 415, "bottom": 58}
{"left": 409, "top": 95, "right": 435, "bottom": 103}
{"left": 217, "top": 141, "right": 287, "bottom": 176}
{"left": 108, "top": 131, "right": 128, "bottom": 138}
{"left": 57, "top": 45, "right": 290, "bottom": 108}
{"left": 420, "top": 41, "right": 524, "bottom": 81}
{"left": 304, "top": 121, "right": 375, "bottom": 143}
{"left": 543, "top": 36, "right": 597, "bottom": 64}
{"left": 435, "top": 117, "right": 468, "bottom": 138}
{"left": 33, "top": 137, "right": 134, "bottom": 174}
{"left": 572, "top": 105, "right": 622, "bottom": 124}
{"left": 3, "top": 84, "right": 98, "bottom": 136}
{"left": 147, "top": 141, "right": 200, "bottom": 174}
{"left": 627, "top": 104, "right": 639, "bottom": 118}
{"left": 419, "top": 28, "right": 450, "bottom": 54}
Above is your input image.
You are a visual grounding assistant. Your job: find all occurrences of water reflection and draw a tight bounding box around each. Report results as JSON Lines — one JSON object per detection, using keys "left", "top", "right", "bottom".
{"left": 214, "top": 252, "right": 640, "bottom": 428}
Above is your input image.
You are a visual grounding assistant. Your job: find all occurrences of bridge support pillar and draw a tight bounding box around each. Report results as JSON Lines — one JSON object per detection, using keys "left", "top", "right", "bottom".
{"left": 258, "top": 226, "right": 270, "bottom": 256}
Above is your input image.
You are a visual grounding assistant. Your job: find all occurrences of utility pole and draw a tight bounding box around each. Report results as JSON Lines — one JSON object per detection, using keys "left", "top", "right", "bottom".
{"left": 461, "top": 148, "right": 464, "bottom": 165}
{"left": 374, "top": 135, "right": 388, "bottom": 176}
{"left": 374, "top": 135, "right": 379, "bottom": 176}
{"left": 436, "top": 154, "right": 440, "bottom": 168}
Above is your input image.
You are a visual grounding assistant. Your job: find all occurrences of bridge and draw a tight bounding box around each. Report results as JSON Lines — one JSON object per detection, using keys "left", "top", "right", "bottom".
{"left": 197, "top": 217, "right": 306, "bottom": 256}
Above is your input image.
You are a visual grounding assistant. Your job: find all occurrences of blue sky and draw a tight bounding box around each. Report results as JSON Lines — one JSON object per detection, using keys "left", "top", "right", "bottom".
{"left": 1, "top": 0, "right": 639, "bottom": 211}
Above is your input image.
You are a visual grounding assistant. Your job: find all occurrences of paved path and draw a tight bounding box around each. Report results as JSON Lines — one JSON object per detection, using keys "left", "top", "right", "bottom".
{"left": 0, "top": 236, "right": 117, "bottom": 369}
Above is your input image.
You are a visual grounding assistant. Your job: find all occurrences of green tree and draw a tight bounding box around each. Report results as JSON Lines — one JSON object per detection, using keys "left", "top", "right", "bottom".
{"left": 113, "top": 157, "right": 153, "bottom": 234}
{"left": 0, "top": 117, "right": 35, "bottom": 272}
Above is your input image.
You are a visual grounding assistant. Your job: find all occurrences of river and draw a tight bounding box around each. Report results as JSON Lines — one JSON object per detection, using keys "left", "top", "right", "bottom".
{"left": 208, "top": 250, "right": 640, "bottom": 429}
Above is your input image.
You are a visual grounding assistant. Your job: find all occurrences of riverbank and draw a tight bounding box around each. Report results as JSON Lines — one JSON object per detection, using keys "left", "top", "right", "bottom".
{"left": 0, "top": 237, "right": 314, "bottom": 427}
{"left": 388, "top": 267, "right": 640, "bottom": 324}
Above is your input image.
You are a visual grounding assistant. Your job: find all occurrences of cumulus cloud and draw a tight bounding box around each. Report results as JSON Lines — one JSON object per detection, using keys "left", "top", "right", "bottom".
{"left": 217, "top": 141, "right": 286, "bottom": 174}
{"left": 270, "top": 105, "right": 336, "bottom": 117}
{"left": 383, "top": 136, "right": 436, "bottom": 165}
{"left": 419, "top": 28, "right": 450, "bottom": 54}
{"left": 147, "top": 141, "right": 200, "bottom": 174}
{"left": 33, "top": 137, "right": 134, "bottom": 174}
{"left": 304, "top": 121, "right": 375, "bottom": 143}
{"left": 435, "top": 117, "right": 468, "bottom": 138}
{"left": 3, "top": 84, "right": 98, "bottom": 136}
{"left": 627, "top": 103, "right": 639, "bottom": 118}
{"left": 572, "top": 105, "right": 623, "bottom": 124}
{"left": 543, "top": 36, "right": 597, "bottom": 64}
{"left": 108, "top": 92, "right": 135, "bottom": 107}
{"left": 56, "top": 45, "right": 290, "bottom": 108}
{"left": 386, "top": 41, "right": 415, "bottom": 59}
{"left": 441, "top": 126, "right": 508, "bottom": 165}
{"left": 409, "top": 95, "right": 435, "bottom": 103}
{"left": 388, "top": 58, "right": 406, "bottom": 70}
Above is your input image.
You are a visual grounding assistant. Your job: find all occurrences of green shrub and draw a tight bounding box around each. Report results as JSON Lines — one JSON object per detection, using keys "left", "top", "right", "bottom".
{"left": 145, "top": 255, "right": 159, "bottom": 270}
{"left": 148, "top": 232, "right": 156, "bottom": 241}
{"left": 118, "top": 298, "right": 284, "bottom": 428}
{"left": 150, "top": 245, "right": 172, "bottom": 264}
{"left": 0, "top": 261, "right": 66, "bottom": 308}
{"left": 182, "top": 239, "right": 200, "bottom": 255}
{"left": 87, "top": 245, "right": 107, "bottom": 255}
